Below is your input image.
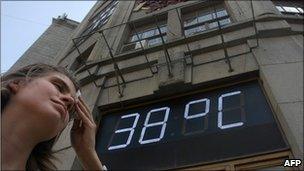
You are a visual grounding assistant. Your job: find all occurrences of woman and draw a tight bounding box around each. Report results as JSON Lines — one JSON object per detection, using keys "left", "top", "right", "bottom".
{"left": 1, "top": 63, "right": 106, "bottom": 170}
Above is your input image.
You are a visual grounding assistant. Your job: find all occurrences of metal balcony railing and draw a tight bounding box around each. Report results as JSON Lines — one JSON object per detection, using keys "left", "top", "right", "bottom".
{"left": 68, "top": 0, "right": 259, "bottom": 97}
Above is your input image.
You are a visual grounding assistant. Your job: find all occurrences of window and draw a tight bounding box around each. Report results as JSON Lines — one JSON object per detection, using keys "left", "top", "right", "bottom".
{"left": 121, "top": 25, "right": 167, "bottom": 52}
{"left": 69, "top": 43, "right": 96, "bottom": 72}
{"left": 134, "top": 0, "right": 188, "bottom": 13}
{"left": 273, "top": 0, "right": 303, "bottom": 16}
{"left": 77, "top": 1, "right": 119, "bottom": 45}
{"left": 183, "top": 4, "right": 231, "bottom": 36}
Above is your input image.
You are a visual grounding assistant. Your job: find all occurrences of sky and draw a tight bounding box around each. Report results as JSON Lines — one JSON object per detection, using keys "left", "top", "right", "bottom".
{"left": 1, "top": 1, "right": 97, "bottom": 73}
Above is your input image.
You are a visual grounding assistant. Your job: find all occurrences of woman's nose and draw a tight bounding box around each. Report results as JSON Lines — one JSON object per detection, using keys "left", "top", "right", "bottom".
{"left": 60, "top": 94, "right": 75, "bottom": 106}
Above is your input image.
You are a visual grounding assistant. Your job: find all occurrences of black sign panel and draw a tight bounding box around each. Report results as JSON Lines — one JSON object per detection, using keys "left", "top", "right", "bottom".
{"left": 96, "top": 81, "right": 287, "bottom": 170}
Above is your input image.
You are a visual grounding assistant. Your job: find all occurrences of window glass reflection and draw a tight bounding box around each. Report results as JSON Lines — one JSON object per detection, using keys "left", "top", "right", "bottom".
{"left": 276, "top": 6, "right": 285, "bottom": 12}
{"left": 273, "top": 0, "right": 303, "bottom": 16}
{"left": 122, "top": 25, "right": 167, "bottom": 52}
{"left": 283, "top": 6, "right": 299, "bottom": 13}
{"left": 184, "top": 18, "right": 198, "bottom": 27}
{"left": 217, "top": 10, "right": 228, "bottom": 18}
{"left": 297, "top": 7, "right": 303, "bottom": 13}
{"left": 219, "top": 18, "right": 231, "bottom": 26}
{"left": 208, "top": 22, "right": 218, "bottom": 29}
{"left": 183, "top": 4, "right": 231, "bottom": 36}
{"left": 198, "top": 13, "right": 212, "bottom": 23}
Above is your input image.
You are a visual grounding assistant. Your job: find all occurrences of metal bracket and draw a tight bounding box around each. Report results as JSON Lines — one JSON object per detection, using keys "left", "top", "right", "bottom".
{"left": 99, "top": 30, "right": 126, "bottom": 97}
{"left": 213, "top": 5, "right": 234, "bottom": 73}
{"left": 153, "top": 15, "right": 173, "bottom": 77}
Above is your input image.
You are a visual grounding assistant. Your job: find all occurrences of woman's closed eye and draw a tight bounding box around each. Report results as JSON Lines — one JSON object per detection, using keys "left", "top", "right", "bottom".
{"left": 53, "top": 82, "right": 64, "bottom": 93}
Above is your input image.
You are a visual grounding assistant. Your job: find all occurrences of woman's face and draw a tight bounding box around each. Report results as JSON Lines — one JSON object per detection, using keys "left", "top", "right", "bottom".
{"left": 11, "top": 72, "right": 77, "bottom": 140}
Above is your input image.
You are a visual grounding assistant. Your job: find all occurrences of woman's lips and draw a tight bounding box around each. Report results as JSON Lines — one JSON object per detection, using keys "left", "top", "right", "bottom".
{"left": 51, "top": 99, "right": 68, "bottom": 119}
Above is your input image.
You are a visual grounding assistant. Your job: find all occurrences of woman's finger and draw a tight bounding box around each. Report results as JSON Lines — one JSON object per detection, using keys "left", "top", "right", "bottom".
{"left": 79, "top": 97, "right": 93, "bottom": 122}
{"left": 79, "top": 97, "right": 90, "bottom": 113}
{"left": 77, "top": 99, "right": 94, "bottom": 123}
{"left": 77, "top": 102, "right": 93, "bottom": 124}
{"left": 76, "top": 104, "right": 93, "bottom": 126}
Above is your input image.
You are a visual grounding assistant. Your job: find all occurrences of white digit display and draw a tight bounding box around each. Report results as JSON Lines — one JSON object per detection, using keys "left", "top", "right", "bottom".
{"left": 108, "top": 90, "right": 246, "bottom": 150}
{"left": 184, "top": 98, "right": 210, "bottom": 119}
{"left": 218, "top": 91, "right": 243, "bottom": 129}
{"left": 108, "top": 113, "right": 139, "bottom": 150}
{"left": 139, "top": 107, "right": 170, "bottom": 144}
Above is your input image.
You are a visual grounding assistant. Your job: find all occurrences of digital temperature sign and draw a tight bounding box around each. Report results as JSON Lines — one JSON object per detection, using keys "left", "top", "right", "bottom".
{"left": 96, "top": 81, "right": 287, "bottom": 170}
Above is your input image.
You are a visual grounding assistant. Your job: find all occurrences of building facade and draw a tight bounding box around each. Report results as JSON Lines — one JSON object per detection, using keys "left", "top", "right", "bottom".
{"left": 9, "top": 0, "right": 303, "bottom": 170}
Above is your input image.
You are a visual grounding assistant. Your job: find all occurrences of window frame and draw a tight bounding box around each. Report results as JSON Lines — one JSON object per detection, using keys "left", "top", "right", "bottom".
{"left": 121, "top": 24, "right": 168, "bottom": 53}
{"left": 183, "top": 4, "right": 231, "bottom": 37}
{"left": 273, "top": 0, "right": 303, "bottom": 16}
{"left": 79, "top": 1, "right": 119, "bottom": 40}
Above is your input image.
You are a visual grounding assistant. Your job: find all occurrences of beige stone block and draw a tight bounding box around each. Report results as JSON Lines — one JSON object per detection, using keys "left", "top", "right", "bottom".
{"left": 226, "top": 1, "right": 251, "bottom": 22}
{"left": 158, "top": 60, "right": 185, "bottom": 87}
{"left": 260, "top": 62, "right": 303, "bottom": 103}
{"left": 167, "top": 9, "right": 183, "bottom": 41}
{"left": 90, "top": 39, "right": 110, "bottom": 61}
{"left": 157, "top": 51, "right": 183, "bottom": 68}
{"left": 95, "top": 76, "right": 107, "bottom": 87}
{"left": 146, "top": 52, "right": 160, "bottom": 61}
{"left": 76, "top": 70, "right": 90, "bottom": 81}
{"left": 105, "top": 69, "right": 153, "bottom": 87}
{"left": 253, "top": 36, "right": 303, "bottom": 65}
{"left": 122, "top": 77, "right": 156, "bottom": 101}
{"left": 247, "top": 39, "right": 258, "bottom": 48}
{"left": 256, "top": 20, "right": 290, "bottom": 32}
{"left": 192, "top": 53, "right": 258, "bottom": 84}
{"left": 223, "top": 27, "right": 255, "bottom": 42}
{"left": 78, "top": 35, "right": 99, "bottom": 54}
{"left": 244, "top": 53, "right": 259, "bottom": 71}
{"left": 105, "top": 76, "right": 117, "bottom": 87}
{"left": 168, "top": 45, "right": 188, "bottom": 58}
{"left": 291, "top": 35, "right": 303, "bottom": 48}
{"left": 97, "top": 54, "right": 157, "bottom": 77}
{"left": 88, "top": 65, "right": 98, "bottom": 74}
{"left": 117, "top": 55, "right": 148, "bottom": 69}
{"left": 107, "top": 86, "right": 122, "bottom": 104}
{"left": 227, "top": 43, "right": 251, "bottom": 57}
{"left": 193, "top": 49, "right": 224, "bottom": 65}
{"left": 185, "top": 65, "right": 192, "bottom": 84}
{"left": 80, "top": 82, "right": 101, "bottom": 107}
{"left": 251, "top": 0, "right": 279, "bottom": 17}
{"left": 289, "top": 23, "right": 304, "bottom": 32}
{"left": 277, "top": 101, "right": 303, "bottom": 160}
{"left": 259, "top": 69, "right": 278, "bottom": 114}
{"left": 52, "top": 147, "right": 76, "bottom": 170}
{"left": 107, "top": 77, "right": 156, "bottom": 104}
{"left": 193, "top": 60, "right": 228, "bottom": 84}
{"left": 189, "top": 35, "right": 221, "bottom": 50}
{"left": 98, "top": 87, "right": 110, "bottom": 106}
{"left": 227, "top": 0, "right": 280, "bottom": 22}
{"left": 259, "top": 68, "right": 303, "bottom": 162}
{"left": 71, "top": 156, "right": 83, "bottom": 170}
{"left": 97, "top": 64, "right": 114, "bottom": 76}
{"left": 58, "top": 50, "right": 78, "bottom": 67}
{"left": 52, "top": 121, "right": 73, "bottom": 151}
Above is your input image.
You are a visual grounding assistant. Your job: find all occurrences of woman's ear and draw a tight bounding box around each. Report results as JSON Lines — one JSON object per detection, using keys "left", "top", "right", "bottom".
{"left": 8, "top": 80, "right": 24, "bottom": 94}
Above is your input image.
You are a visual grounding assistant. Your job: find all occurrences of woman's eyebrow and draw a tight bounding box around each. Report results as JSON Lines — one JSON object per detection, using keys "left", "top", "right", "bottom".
{"left": 54, "top": 77, "right": 71, "bottom": 93}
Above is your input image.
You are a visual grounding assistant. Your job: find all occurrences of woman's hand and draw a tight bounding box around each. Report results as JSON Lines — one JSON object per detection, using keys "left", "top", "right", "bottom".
{"left": 70, "top": 97, "right": 103, "bottom": 170}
